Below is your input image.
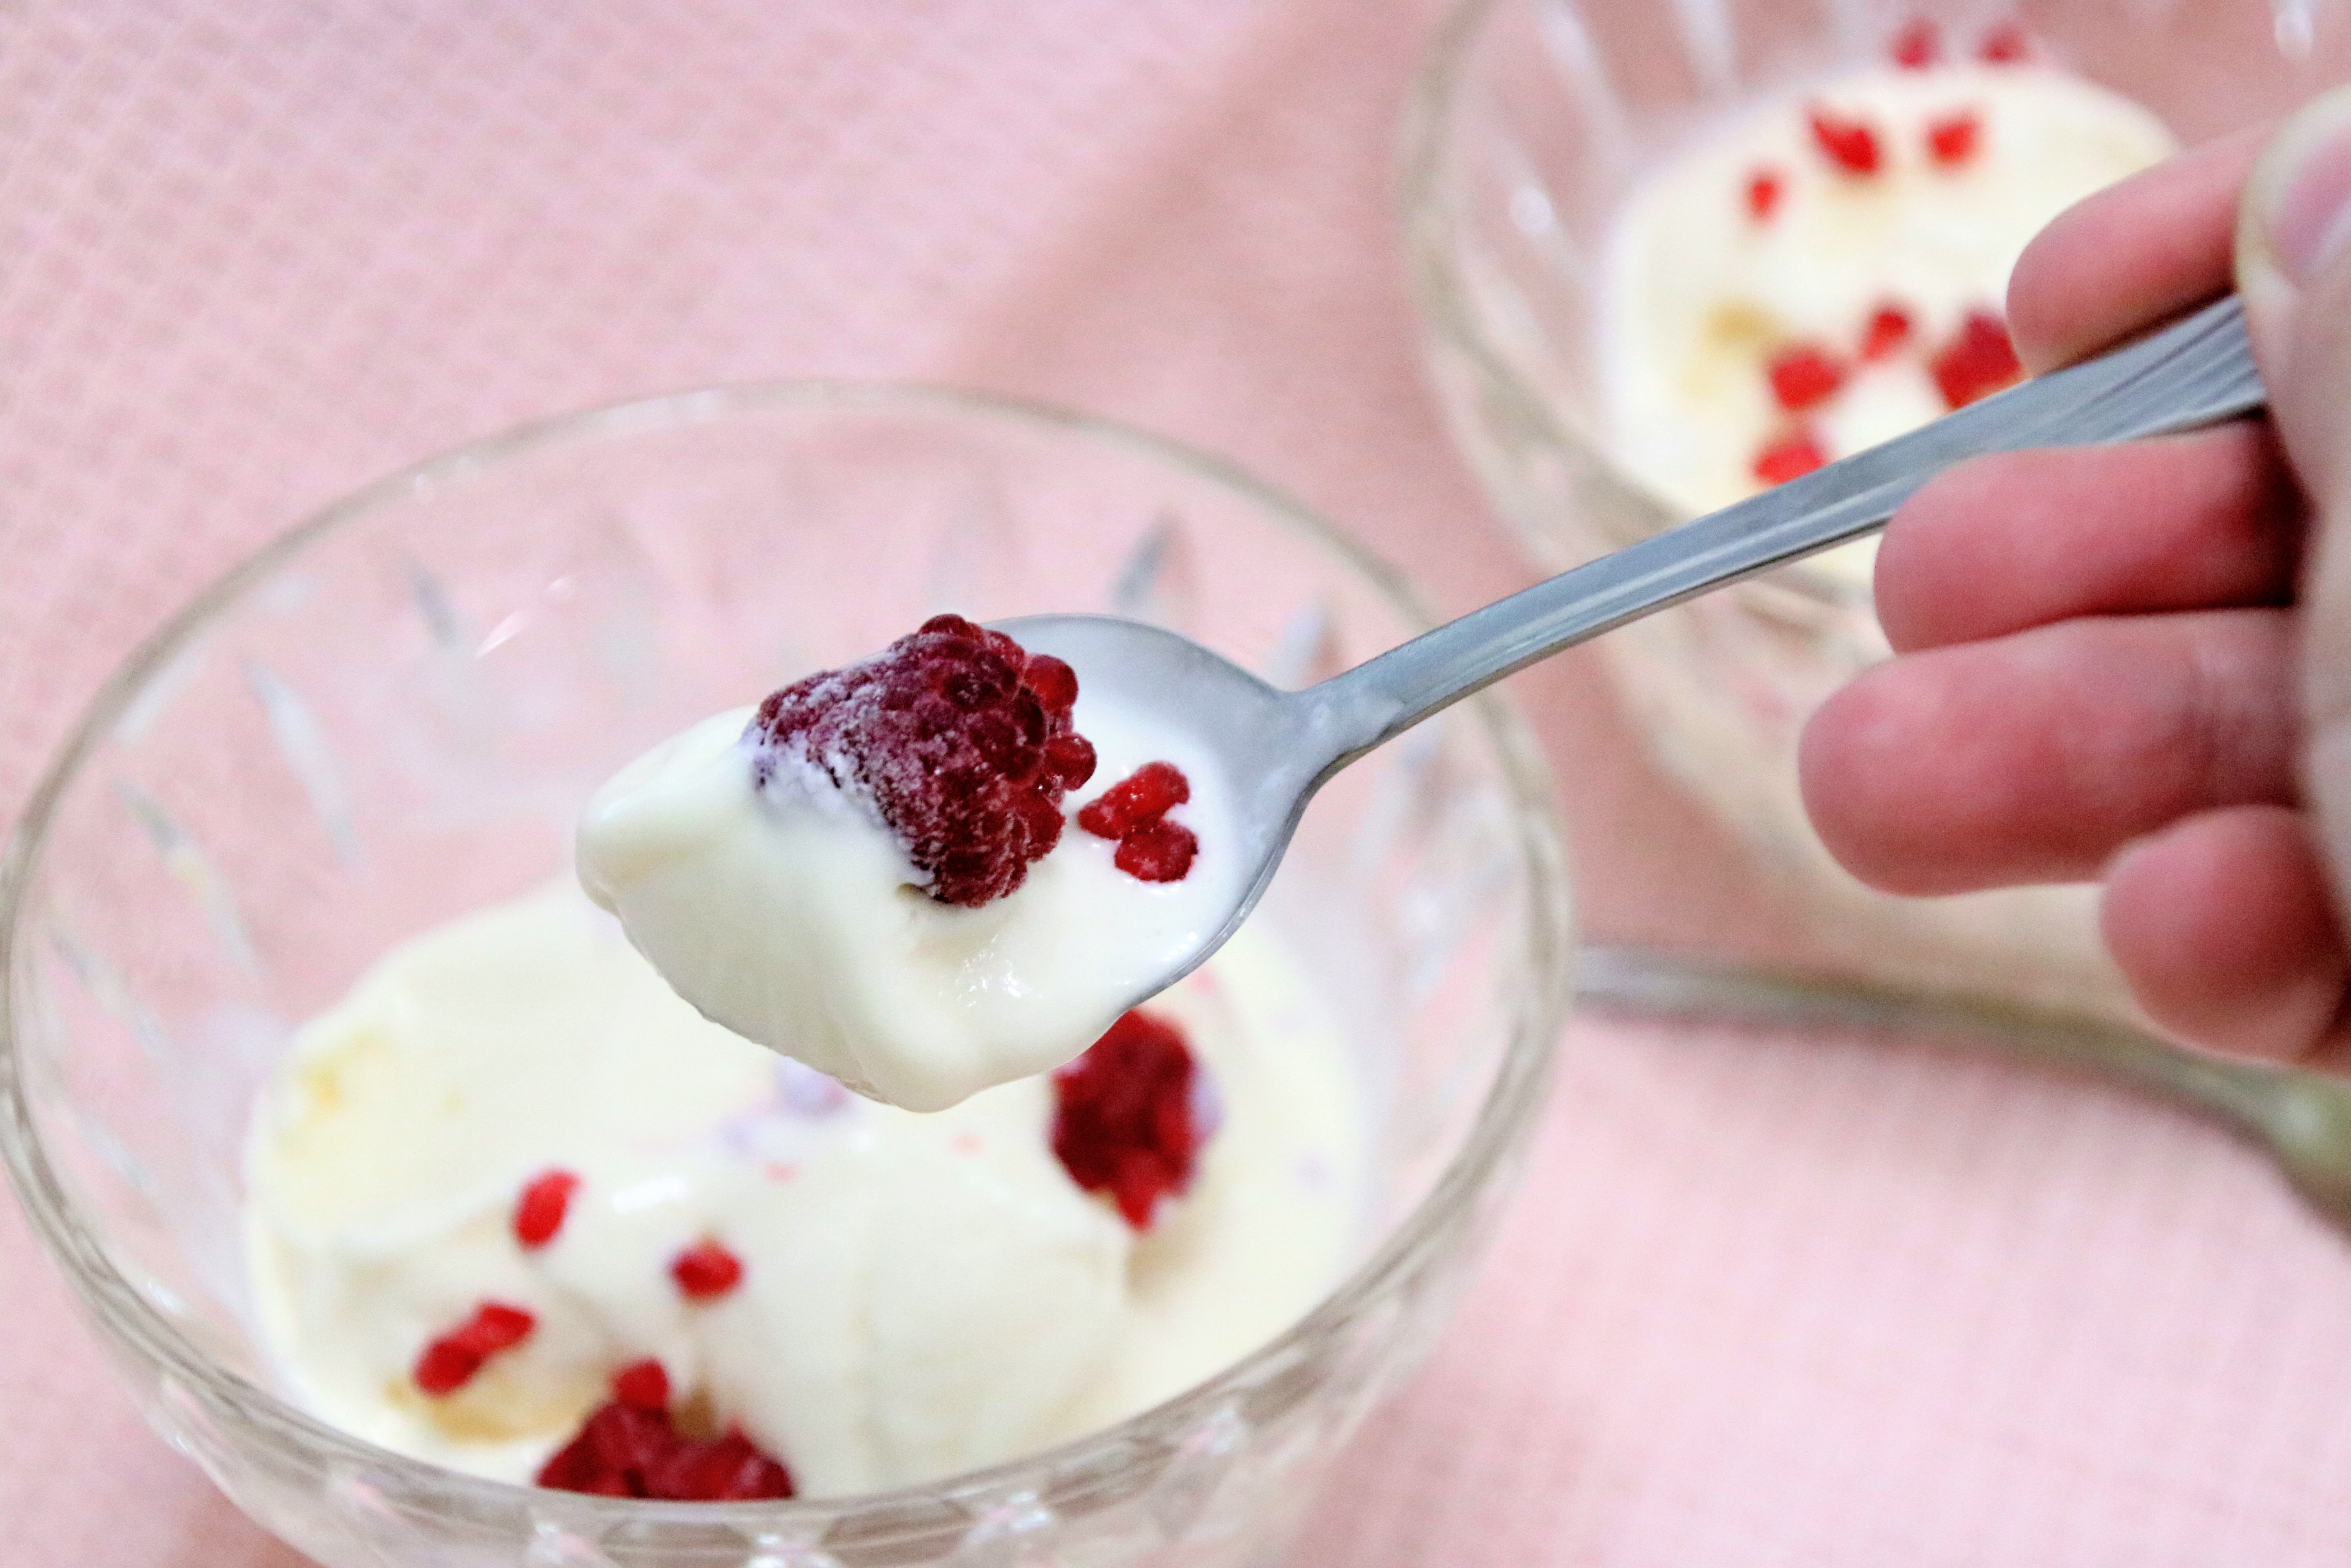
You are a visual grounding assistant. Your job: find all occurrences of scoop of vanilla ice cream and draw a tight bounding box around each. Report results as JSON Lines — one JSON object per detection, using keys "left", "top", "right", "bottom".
{"left": 578, "top": 690, "right": 1241, "bottom": 1112}
{"left": 245, "top": 883, "right": 1362, "bottom": 1496}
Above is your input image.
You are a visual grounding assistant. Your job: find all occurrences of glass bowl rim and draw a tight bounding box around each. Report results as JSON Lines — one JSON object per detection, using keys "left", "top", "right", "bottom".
{"left": 0, "top": 377, "right": 1576, "bottom": 1529}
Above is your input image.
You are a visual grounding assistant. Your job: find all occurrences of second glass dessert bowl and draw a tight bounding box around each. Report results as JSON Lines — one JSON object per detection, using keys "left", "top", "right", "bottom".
{"left": 1404, "top": 0, "right": 2348, "bottom": 1014}
{"left": 0, "top": 384, "right": 1572, "bottom": 1566}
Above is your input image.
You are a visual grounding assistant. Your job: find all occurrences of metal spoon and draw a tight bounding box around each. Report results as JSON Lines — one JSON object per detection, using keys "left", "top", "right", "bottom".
{"left": 1006, "top": 294, "right": 2264, "bottom": 1008}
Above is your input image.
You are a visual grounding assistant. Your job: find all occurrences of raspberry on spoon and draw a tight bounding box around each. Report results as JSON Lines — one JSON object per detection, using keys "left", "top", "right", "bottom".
{"left": 749, "top": 615, "right": 1097, "bottom": 908}
{"left": 1077, "top": 760, "right": 1200, "bottom": 884}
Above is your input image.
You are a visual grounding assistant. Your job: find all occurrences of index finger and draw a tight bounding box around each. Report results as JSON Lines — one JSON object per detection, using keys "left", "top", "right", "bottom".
{"left": 2005, "top": 126, "right": 2265, "bottom": 373}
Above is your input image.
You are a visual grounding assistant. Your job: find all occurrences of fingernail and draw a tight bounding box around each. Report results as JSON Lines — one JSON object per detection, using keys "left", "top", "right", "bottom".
{"left": 2247, "top": 86, "right": 2351, "bottom": 288}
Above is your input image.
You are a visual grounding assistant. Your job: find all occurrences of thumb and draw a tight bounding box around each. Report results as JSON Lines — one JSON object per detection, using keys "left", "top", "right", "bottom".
{"left": 2239, "top": 85, "right": 2351, "bottom": 905}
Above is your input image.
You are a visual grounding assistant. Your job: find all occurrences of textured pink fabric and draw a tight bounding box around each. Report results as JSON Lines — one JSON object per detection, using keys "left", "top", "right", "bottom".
{"left": 3, "top": 4, "right": 2349, "bottom": 1565}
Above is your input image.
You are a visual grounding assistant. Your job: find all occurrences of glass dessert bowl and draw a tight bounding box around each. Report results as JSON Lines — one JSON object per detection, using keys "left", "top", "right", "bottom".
{"left": 0, "top": 384, "right": 1572, "bottom": 1567}
{"left": 1403, "top": 0, "right": 2349, "bottom": 1016}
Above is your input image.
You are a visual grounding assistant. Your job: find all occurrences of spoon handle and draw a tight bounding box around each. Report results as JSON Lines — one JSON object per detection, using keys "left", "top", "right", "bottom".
{"left": 1321, "top": 294, "right": 2263, "bottom": 758}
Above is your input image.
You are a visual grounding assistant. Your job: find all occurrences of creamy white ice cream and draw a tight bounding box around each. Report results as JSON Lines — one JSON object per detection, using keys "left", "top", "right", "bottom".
{"left": 1599, "top": 58, "right": 2174, "bottom": 582}
{"left": 244, "top": 883, "right": 1364, "bottom": 1497}
{"left": 578, "top": 684, "right": 1244, "bottom": 1114}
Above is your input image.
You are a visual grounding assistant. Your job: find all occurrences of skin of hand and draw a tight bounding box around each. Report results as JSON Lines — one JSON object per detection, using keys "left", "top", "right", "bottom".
{"left": 1799, "top": 90, "right": 2351, "bottom": 1064}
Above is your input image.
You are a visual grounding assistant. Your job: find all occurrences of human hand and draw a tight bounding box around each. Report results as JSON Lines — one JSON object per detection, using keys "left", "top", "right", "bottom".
{"left": 1800, "top": 91, "right": 2351, "bottom": 1063}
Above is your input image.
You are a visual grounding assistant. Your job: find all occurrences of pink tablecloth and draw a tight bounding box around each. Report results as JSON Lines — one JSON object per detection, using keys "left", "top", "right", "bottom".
{"left": 4, "top": 5, "right": 2349, "bottom": 1564}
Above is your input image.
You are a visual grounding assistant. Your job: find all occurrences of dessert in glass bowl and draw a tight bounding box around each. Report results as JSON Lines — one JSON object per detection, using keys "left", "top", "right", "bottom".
{"left": 1405, "top": 0, "right": 2348, "bottom": 1016}
{"left": 0, "top": 384, "right": 1569, "bottom": 1567}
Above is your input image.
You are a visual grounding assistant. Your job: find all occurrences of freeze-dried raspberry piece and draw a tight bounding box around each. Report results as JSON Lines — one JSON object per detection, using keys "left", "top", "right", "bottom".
{"left": 1051, "top": 1010, "right": 1205, "bottom": 1229}
{"left": 1930, "top": 310, "right": 2024, "bottom": 409}
{"left": 513, "top": 1169, "right": 580, "bottom": 1251}
{"left": 1890, "top": 17, "right": 1940, "bottom": 68}
{"left": 1753, "top": 429, "right": 1828, "bottom": 486}
{"left": 1745, "top": 167, "right": 1784, "bottom": 223}
{"left": 650, "top": 1432, "right": 796, "bottom": 1502}
{"left": 536, "top": 1364, "right": 796, "bottom": 1500}
{"left": 413, "top": 1301, "right": 536, "bottom": 1396}
{"left": 1979, "top": 20, "right": 2030, "bottom": 62}
{"left": 1859, "top": 304, "right": 1914, "bottom": 362}
{"left": 1077, "top": 761, "right": 1199, "bottom": 884}
{"left": 1766, "top": 344, "right": 1846, "bottom": 413}
{"left": 611, "top": 1359, "right": 670, "bottom": 1412}
{"left": 748, "top": 615, "right": 1097, "bottom": 907}
{"left": 1926, "top": 110, "right": 1983, "bottom": 167}
{"left": 1807, "top": 106, "right": 1882, "bottom": 176}
{"left": 670, "top": 1239, "right": 745, "bottom": 1300}
{"left": 1115, "top": 818, "right": 1199, "bottom": 883}
{"left": 1077, "top": 761, "right": 1191, "bottom": 840}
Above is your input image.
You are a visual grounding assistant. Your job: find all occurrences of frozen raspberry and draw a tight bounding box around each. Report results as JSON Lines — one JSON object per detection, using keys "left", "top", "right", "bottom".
{"left": 749, "top": 615, "right": 1098, "bottom": 908}
{"left": 1889, "top": 17, "right": 1940, "bottom": 68}
{"left": 1765, "top": 344, "right": 1846, "bottom": 413}
{"left": 1745, "top": 167, "right": 1784, "bottom": 223}
{"left": 1076, "top": 761, "right": 1191, "bottom": 840}
{"left": 1979, "top": 20, "right": 2030, "bottom": 62}
{"left": 1051, "top": 1010, "right": 1204, "bottom": 1229}
{"left": 1114, "top": 818, "right": 1199, "bottom": 883}
{"left": 611, "top": 1359, "right": 670, "bottom": 1412}
{"left": 670, "top": 1239, "right": 745, "bottom": 1300}
{"left": 536, "top": 1363, "right": 795, "bottom": 1500}
{"left": 1807, "top": 106, "right": 1882, "bottom": 176}
{"left": 1859, "top": 303, "right": 1914, "bottom": 362}
{"left": 513, "top": 1169, "right": 580, "bottom": 1251}
{"left": 1926, "top": 109, "right": 1983, "bottom": 168}
{"left": 1930, "top": 310, "right": 2024, "bottom": 409}
{"left": 1752, "top": 429, "right": 1828, "bottom": 487}
{"left": 413, "top": 1301, "right": 535, "bottom": 1396}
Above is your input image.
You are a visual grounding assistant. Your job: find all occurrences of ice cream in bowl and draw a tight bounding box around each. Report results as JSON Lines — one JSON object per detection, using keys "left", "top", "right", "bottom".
{"left": 0, "top": 384, "right": 1571, "bottom": 1565}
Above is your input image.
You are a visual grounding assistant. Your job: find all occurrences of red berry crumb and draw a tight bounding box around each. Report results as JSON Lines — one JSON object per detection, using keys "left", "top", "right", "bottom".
{"left": 1807, "top": 106, "right": 1882, "bottom": 176}
{"left": 1859, "top": 303, "right": 1914, "bottom": 361}
{"left": 1076, "top": 760, "right": 1190, "bottom": 839}
{"left": 1979, "top": 20, "right": 2030, "bottom": 62}
{"left": 1051, "top": 1010, "right": 1204, "bottom": 1229}
{"left": 1114, "top": 817, "right": 1200, "bottom": 883}
{"left": 1752, "top": 429, "right": 1828, "bottom": 487}
{"left": 1890, "top": 17, "right": 1940, "bottom": 68}
{"left": 1929, "top": 310, "right": 2024, "bottom": 409}
{"left": 670, "top": 1239, "right": 745, "bottom": 1301}
{"left": 1077, "top": 760, "right": 1199, "bottom": 884}
{"left": 1745, "top": 167, "right": 1784, "bottom": 223}
{"left": 536, "top": 1364, "right": 793, "bottom": 1500}
{"left": 749, "top": 615, "right": 1098, "bottom": 908}
{"left": 1765, "top": 343, "right": 1847, "bottom": 413}
{"left": 413, "top": 1301, "right": 536, "bottom": 1396}
{"left": 513, "top": 1169, "right": 580, "bottom": 1251}
{"left": 1926, "top": 109, "right": 1983, "bottom": 167}
{"left": 611, "top": 1358, "right": 670, "bottom": 1412}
